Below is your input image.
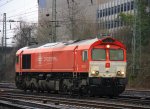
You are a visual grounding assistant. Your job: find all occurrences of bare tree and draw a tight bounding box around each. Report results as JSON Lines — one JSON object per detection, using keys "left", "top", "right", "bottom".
{"left": 13, "top": 21, "right": 37, "bottom": 48}
{"left": 61, "top": 1, "right": 97, "bottom": 40}
{"left": 0, "top": 21, "right": 38, "bottom": 82}
{"left": 36, "top": 16, "right": 53, "bottom": 43}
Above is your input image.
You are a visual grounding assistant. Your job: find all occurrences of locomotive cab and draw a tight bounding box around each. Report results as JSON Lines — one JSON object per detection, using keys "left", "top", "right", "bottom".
{"left": 88, "top": 37, "right": 127, "bottom": 96}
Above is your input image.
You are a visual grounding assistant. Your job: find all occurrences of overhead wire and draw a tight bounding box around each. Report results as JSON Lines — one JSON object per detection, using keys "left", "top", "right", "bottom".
{"left": 3, "top": 23, "right": 50, "bottom": 45}
{"left": 0, "top": 0, "right": 38, "bottom": 22}
{"left": 7, "top": 10, "right": 38, "bottom": 19}
{"left": 0, "top": 0, "right": 9, "bottom": 5}
{"left": 0, "top": 0, "right": 39, "bottom": 46}
{"left": 1, "top": 4, "right": 38, "bottom": 16}
{"left": 0, "top": 0, "right": 76, "bottom": 43}
{"left": 5, "top": 4, "right": 58, "bottom": 21}
{"left": 6, "top": 6, "right": 52, "bottom": 19}
{"left": 0, "top": 0, "right": 15, "bottom": 8}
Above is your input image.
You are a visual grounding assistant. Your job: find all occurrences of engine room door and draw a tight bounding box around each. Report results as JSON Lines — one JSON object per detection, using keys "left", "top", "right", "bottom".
{"left": 74, "top": 46, "right": 78, "bottom": 72}
{"left": 20, "top": 51, "right": 23, "bottom": 71}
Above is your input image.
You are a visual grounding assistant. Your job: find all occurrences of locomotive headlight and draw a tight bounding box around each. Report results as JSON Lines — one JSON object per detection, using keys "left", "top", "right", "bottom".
{"left": 121, "top": 71, "right": 125, "bottom": 75}
{"left": 92, "top": 71, "right": 96, "bottom": 75}
{"left": 95, "top": 71, "right": 99, "bottom": 75}
{"left": 117, "top": 71, "right": 121, "bottom": 75}
{"left": 91, "top": 70, "right": 99, "bottom": 76}
{"left": 106, "top": 44, "right": 110, "bottom": 48}
{"left": 117, "top": 71, "right": 125, "bottom": 76}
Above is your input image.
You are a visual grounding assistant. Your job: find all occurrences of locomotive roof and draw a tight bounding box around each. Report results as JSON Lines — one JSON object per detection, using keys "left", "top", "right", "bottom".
{"left": 18, "top": 38, "right": 98, "bottom": 49}
{"left": 16, "top": 37, "right": 126, "bottom": 55}
{"left": 32, "top": 38, "right": 98, "bottom": 48}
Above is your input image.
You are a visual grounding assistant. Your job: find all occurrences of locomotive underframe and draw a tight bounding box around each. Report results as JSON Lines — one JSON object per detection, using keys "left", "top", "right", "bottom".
{"left": 15, "top": 72, "right": 126, "bottom": 96}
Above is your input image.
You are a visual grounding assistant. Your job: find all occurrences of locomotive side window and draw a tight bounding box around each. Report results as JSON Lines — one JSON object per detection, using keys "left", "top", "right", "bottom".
{"left": 16, "top": 56, "right": 19, "bottom": 63}
{"left": 22, "top": 54, "right": 31, "bottom": 69}
{"left": 109, "top": 49, "right": 124, "bottom": 61}
{"left": 82, "top": 50, "right": 88, "bottom": 61}
{"left": 92, "top": 49, "right": 106, "bottom": 61}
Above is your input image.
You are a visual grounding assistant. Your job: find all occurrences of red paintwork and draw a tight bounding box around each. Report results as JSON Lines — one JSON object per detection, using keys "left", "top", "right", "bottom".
{"left": 16, "top": 37, "right": 127, "bottom": 73}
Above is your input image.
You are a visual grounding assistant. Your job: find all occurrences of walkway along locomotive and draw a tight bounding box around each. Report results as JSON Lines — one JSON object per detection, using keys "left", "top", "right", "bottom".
{"left": 15, "top": 37, "right": 127, "bottom": 96}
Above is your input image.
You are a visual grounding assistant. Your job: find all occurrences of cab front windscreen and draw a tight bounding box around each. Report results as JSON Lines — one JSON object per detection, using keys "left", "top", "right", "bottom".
{"left": 91, "top": 48, "right": 124, "bottom": 61}
{"left": 92, "top": 48, "right": 106, "bottom": 61}
{"left": 109, "top": 49, "right": 124, "bottom": 61}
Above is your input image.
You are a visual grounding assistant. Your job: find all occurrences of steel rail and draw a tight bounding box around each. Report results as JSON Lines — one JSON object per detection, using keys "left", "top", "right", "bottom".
{"left": 0, "top": 92, "right": 150, "bottom": 109}
{"left": 0, "top": 97, "right": 61, "bottom": 109}
{"left": 1, "top": 89, "right": 150, "bottom": 106}
{"left": 0, "top": 83, "right": 150, "bottom": 108}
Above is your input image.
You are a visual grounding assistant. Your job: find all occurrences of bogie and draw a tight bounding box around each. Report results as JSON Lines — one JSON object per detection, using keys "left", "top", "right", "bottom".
{"left": 15, "top": 72, "right": 126, "bottom": 96}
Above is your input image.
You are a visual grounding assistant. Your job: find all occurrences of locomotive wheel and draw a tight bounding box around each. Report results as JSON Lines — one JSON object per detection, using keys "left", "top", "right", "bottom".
{"left": 41, "top": 90, "right": 44, "bottom": 93}
{"left": 54, "top": 90, "right": 58, "bottom": 94}
{"left": 30, "top": 83, "right": 34, "bottom": 92}
{"left": 108, "top": 92, "right": 119, "bottom": 98}
{"left": 79, "top": 86, "right": 86, "bottom": 96}
{"left": 30, "top": 89, "right": 33, "bottom": 92}
{"left": 88, "top": 89, "right": 94, "bottom": 97}
{"left": 62, "top": 84, "right": 68, "bottom": 94}
{"left": 37, "top": 88, "right": 40, "bottom": 93}
{"left": 47, "top": 90, "right": 51, "bottom": 93}
{"left": 15, "top": 75, "right": 20, "bottom": 88}
{"left": 79, "top": 88, "right": 83, "bottom": 96}
{"left": 21, "top": 81, "right": 26, "bottom": 90}
{"left": 111, "top": 93, "right": 119, "bottom": 97}
{"left": 68, "top": 86, "right": 74, "bottom": 96}
{"left": 23, "top": 83, "right": 27, "bottom": 92}
{"left": 24, "top": 89, "right": 27, "bottom": 92}
{"left": 23, "top": 81, "right": 27, "bottom": 92}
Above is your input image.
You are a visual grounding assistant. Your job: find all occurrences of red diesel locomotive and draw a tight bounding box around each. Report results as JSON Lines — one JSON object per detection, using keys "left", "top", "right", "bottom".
{"left": 15, "top": 37, "right": 127, "bottom": 96}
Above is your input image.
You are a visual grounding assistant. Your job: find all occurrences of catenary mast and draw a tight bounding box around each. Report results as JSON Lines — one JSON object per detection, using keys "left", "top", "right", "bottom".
{"left": 132, "top": 0, "right": 141, "bottom": 75}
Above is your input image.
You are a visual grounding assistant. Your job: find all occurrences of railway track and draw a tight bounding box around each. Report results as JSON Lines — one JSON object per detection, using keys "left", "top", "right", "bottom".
{"left": 0, "top": 83, "right": 150, "bottom": 109}
{"left": 0, "top": 91, "right": 150, "bottom": 109}
{"left": 122, "top": 89, "right": 150, "bottom": 99}
{"left": 0, "top": 96, "right": 62, "bottom": 109}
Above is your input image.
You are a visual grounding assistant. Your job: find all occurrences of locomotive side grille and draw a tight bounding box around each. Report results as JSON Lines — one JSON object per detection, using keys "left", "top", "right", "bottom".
{"left": 22, "top": 54, "right": 31, "bottom": 69}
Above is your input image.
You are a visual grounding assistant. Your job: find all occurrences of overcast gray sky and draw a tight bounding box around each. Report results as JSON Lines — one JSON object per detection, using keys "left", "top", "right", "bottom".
{"left": 0, "top": 0, "right": 38, "bottom": 46}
